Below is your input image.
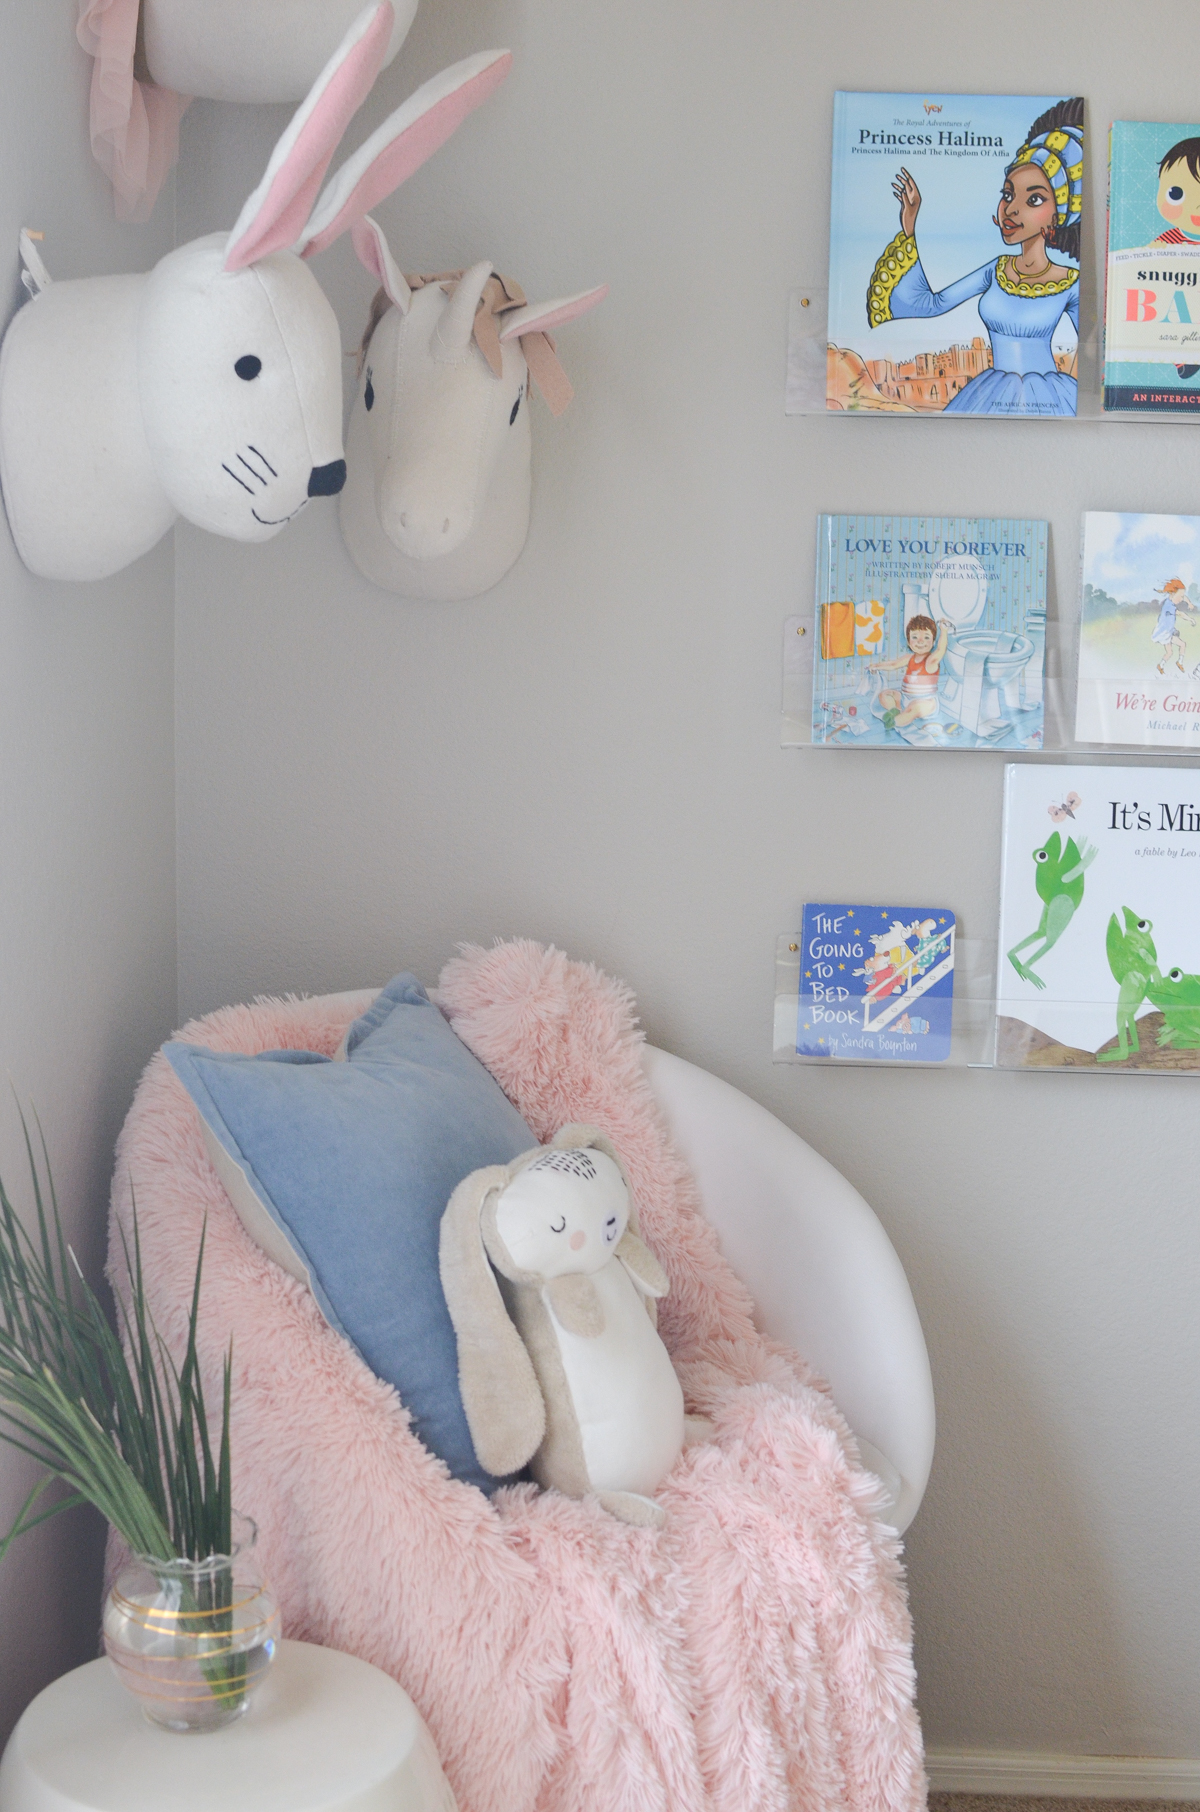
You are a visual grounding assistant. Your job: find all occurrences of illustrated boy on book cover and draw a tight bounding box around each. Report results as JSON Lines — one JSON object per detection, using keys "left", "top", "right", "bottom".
{"left": 827, "top": 94, "right": 1082, "bottom": 417}
{"left": 1104, "top": 123, "right": 1200, "bottom": 410}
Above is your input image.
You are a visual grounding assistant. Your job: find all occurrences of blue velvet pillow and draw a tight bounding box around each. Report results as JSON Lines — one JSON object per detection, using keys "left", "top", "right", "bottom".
{"left": 163, "top": 974, "right": 534, "bottom": 1493}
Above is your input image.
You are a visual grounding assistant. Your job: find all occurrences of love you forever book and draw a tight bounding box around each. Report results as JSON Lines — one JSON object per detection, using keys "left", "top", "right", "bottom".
{"left": 1104, "top": 122, "right": 1200, "bottom": 413}
{"left": 813, "top": 515, "right": 1047, "bottom": 749}
{"left": 827, "top": 92, "right": 1082, "bottom": 417}
{"left": 795, "top": 904, "right": 956, "bottom": 1063}
{"left": 995, "top": 764, "right": 1200, "bottom": 1071}
{"left": 1075, "top": 511, "right": 1200, "bottom": 747}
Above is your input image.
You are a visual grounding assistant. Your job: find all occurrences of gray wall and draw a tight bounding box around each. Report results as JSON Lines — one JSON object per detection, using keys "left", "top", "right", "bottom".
{"left": 0, "top": 0, "right": 178, "bottom": 1748}
{"left": 172, "top": 0, "right": 1200, "bottom": 1758}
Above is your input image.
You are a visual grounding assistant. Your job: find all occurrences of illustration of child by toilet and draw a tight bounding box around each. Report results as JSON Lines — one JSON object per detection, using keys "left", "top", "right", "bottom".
{"left": 870, "top": 613, "right": 950, "bottom": 731}
{"left": 1148, "top": 577, "right": 1197, "bottom": 675}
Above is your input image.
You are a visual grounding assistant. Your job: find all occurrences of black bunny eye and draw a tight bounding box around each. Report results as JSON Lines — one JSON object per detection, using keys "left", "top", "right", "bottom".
{"left": 550, "top": 1215, "right": 566, "bottom": 1234}
{"left": 364, "top": 369, "right": 375, "bottom": 411}
{"left": 234, "top": 355, "right": 262, "bottom": 381}
{"left": 509, "top": 392, "right": 521, "bottom": 425}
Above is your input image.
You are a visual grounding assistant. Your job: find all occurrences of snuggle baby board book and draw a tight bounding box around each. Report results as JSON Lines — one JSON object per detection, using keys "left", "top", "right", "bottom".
{"left": 995, "top": 764, "right": 1200, "bottom": 1071}
{"left": 813, "top": 516, "right": 1047, "bottom": 749}
{"left": 827, "top": 92, "right": 1083, "bottom": 418}
{"left": 1103, "top": 122, "right": 1200, "bottom": 413}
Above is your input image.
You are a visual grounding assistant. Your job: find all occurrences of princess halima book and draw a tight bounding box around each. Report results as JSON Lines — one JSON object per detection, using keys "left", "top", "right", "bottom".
{"left": 827, "top": 92, "right": 1082, "bottom": 417}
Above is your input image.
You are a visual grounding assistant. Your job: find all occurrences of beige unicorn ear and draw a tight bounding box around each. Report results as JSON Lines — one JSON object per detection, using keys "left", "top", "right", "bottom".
{"left": 439, "top": 1164, "right": 546, "bottom": 1477}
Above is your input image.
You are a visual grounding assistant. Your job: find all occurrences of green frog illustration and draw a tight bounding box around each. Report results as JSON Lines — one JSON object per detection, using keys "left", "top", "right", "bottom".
{"left": 1146, "top": 968, "right": 1200, "bottom": 1048}
{"left": 1096, "top": 908, "right": 1160, "bottom": 1063}
{"left": 1007, "top": 832, "right": 1098, "bottom": 990}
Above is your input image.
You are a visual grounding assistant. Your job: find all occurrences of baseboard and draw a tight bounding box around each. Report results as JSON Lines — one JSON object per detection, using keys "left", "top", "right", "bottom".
{"left": 926, "top": 1748, "right": 1200, "bottom": 1800}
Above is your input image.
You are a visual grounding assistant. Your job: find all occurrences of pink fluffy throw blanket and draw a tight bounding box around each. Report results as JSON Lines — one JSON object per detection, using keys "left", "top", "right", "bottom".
{"left": 111, "top": 941, "right": 924, "bottom": 1811}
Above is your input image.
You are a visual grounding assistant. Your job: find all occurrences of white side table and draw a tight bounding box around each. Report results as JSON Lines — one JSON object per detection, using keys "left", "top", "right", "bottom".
{"left": 0, "top": 1639, "right": 458, "bottom": 1812}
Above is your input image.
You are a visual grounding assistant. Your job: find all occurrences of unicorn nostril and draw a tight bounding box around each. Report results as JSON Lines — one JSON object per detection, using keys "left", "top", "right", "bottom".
{"left": 442, "top": 518, "right": 450, "bottom": 534}
{"left": 308, "top": 460, "right": 346, "bottom": 497}
{"left": 399, "top": 513, "right": 408, "bottom": 528}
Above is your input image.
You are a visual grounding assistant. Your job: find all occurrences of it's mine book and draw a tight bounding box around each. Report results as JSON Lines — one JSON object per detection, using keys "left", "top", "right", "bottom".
{"left": 827, "top": 92, "right": 1082, "bottom": 417}
{"left": 795, "top": 904, "right": 956, "bottom": 1063}
{"left": 1103, "top": 122, "right": 1200, "bottom": 414}
{"left": 1075, "top": 511, "right": 1200, "bottom": 748}
{"left": 813, "top": 515, "right": 1047, "bottom": 749}
{"left": 995, "top": 764, "right": 1200, "bottom": 1071}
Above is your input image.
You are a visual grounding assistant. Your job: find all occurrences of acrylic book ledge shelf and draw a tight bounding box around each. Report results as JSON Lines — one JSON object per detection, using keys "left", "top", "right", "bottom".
{"left": 785, "top": 287, "right": 1200, "bottom": 424}
{"left": 774, "top": 934, "right": 1200, "bottom": 1074}
{"left": 783, "top": 614, "right": 1200, "bottom": 759}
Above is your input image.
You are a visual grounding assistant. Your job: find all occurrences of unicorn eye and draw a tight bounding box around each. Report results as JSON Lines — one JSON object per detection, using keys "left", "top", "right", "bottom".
{"left": 364, "top": 368, "right": 375, "bottom": 411}
{"left": 234, "top": 355, "right": 262, "bottom": 380}
{"left": 550, "top": 1216, "right": 566, "bottom": 1234}
{"left": 509, "top": 392, "right": 521, "bottom": 425}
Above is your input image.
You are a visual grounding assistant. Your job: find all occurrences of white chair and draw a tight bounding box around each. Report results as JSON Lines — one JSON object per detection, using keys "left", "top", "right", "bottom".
{"left": 643, "top": 1046, "right": 934, "bottom": 1532}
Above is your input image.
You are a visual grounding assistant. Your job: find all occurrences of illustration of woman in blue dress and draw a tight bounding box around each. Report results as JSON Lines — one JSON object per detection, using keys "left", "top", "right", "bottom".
{"left": 866, "top": 98, "right": 1083, "bottom": 416}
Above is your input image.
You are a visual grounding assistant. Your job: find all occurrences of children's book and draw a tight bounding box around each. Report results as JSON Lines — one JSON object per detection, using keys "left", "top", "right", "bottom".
{"left": 995, "top": 764, "right": 1200, "bottom": 1071}
{"left": 1103, "top": 122, "right": 1200, "bottom": 414}
{"left": 812, "top": 515, "right": 1047, "bottom": 749}
{"left": 827, "top": 92, "right": 1082, "bottom": 418}
{"left": 1075, "top": 511, "right": 1200, "bottom": 747}
{"left": 792, "top": 904, "right": 955, "bottom": 1063}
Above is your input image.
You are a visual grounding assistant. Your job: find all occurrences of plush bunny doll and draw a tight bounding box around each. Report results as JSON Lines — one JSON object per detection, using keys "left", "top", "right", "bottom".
{"left": 440, "top": 1125, "right": 709, "bottom": 1527}
{"left": 338, "top": 217, "right": 606, "bottom": 600}
{"left": 1, "top": 4, "right": 510, "bottom": 582}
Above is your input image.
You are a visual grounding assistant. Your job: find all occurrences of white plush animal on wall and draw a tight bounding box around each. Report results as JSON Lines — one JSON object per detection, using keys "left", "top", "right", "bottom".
{"left": 2, "top": 5, "right": 510, "bottom": 582}
{"left": 78, "top": 0, "right": 419, "bottom": 222}
{"left": 338, "top": 218, "right": 606, "bottom": 600}
{"left": 441, "top": 1126, "right": 710, "bottom": 1527}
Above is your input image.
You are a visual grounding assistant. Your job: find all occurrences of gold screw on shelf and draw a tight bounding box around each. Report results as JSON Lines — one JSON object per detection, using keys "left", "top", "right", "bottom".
{"left": 800, "top": 297, "right": 810, "bottom": 308}
{"left": 789, "top": 943, "right": 798, "bottom": 952}
{"left": 796, "top": 625, "right": 805, "bottom": 635}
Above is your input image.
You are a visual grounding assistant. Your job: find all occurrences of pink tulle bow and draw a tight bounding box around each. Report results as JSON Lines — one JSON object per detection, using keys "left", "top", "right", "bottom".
{"left": 77, "top": 0, "right": 189, "bottom": 222}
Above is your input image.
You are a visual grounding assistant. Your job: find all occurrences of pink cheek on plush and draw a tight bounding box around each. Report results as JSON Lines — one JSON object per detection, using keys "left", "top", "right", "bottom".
{"left": 569, "top": 1230, "right": 586, "bottom": 1252}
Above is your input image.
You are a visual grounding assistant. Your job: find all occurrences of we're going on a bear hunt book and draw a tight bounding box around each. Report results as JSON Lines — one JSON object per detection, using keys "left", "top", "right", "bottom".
{"left": 813, "top": 515, "right": 1047, "bottom": 749}
{"left": 1103, "top": 122, "right": 1200, "bottom": 413}
{"left": 827, "top": 92, "right": 1082, "bottom": 417}
{"left": 1075, "top": 512, "right": 1200, "bottom": 748}
{"left": 995, "top": 764, "right": 1200, "bottom": 1072}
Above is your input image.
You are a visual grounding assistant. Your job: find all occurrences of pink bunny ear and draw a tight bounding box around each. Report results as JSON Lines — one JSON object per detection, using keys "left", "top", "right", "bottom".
{"left": 223, "top": 2, "right": 394, "bottom": 273}
{"left": 498, "top": 285, "right": 608, "bottom": 416}
{"left": 351, "top": 215, "right": 412, "bottom": 311}
{"left": 295, "top": 50, "right": 512, "bottom": 259}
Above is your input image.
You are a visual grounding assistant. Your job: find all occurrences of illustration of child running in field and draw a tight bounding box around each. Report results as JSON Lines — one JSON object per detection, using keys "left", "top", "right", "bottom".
{"left": 1150, "top": 577, "right": 1193, "bottom": 674}
{"left": 871, "top": 613, "right": 949, "bottom": 731}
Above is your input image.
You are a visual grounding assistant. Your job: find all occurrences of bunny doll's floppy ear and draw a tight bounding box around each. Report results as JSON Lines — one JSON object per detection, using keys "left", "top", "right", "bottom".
{"left": 439, "top": 1164, "right": 546, "bottom": 1478}
{"left": 497, "top": 285, "right": 608, "bottom": 416}
{"left": 295, "top": 49, "right": 513, "bottom": 260}
{"left": 224, "top": 1, "right": 394, "bottom": 272}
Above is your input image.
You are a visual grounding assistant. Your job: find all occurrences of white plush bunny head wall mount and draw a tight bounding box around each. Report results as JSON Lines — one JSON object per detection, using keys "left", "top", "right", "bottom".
{"left": 79, "top": 0, "right": 419, "bottom": 222}
{"left": 338, "top": 218, "right": 607, "bottom": 600}
{"left": 440, "top": 1126, "right": 695, "bottom": 1528}
{"left": 0, "top": 5, "right": 510, "bottom": 582}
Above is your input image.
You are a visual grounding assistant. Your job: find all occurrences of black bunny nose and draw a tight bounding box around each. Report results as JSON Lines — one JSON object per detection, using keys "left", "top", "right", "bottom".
{"left": 308, "top": 460, "right": 347, "bottom": 497}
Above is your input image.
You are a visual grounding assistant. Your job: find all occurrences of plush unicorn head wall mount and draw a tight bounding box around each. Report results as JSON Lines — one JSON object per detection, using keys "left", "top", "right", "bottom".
{"left": 339, "top": 216, "right": 607, "bottom": 600}
{"left": 0, "top": 4, "right": 510, "bottom": 582}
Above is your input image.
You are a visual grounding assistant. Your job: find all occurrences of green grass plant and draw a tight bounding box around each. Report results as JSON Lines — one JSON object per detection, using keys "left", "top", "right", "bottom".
{"left": 0, "top": 1112, "right": 232, "bottom": 1568}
